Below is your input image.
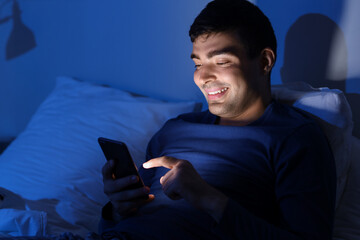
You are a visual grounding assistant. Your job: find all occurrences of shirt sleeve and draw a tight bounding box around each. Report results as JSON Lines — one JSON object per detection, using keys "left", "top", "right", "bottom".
{"left": 213, "top": 123, "right": 336, "bottom": 240}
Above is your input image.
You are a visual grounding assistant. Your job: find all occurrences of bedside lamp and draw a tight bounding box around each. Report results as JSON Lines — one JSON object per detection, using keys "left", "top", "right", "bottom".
{"left": 0, "top": 0, "right": 36, "bottom": 60}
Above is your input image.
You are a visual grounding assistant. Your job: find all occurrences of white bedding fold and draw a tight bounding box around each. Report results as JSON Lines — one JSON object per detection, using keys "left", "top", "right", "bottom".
{"left": 0, "top": 209, "right": 47, "bottom": 237}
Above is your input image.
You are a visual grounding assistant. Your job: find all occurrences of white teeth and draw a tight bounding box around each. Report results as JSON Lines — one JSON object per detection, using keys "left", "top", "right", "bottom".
{"left": 208, "top": 87, "right": 228, "bottom": 95}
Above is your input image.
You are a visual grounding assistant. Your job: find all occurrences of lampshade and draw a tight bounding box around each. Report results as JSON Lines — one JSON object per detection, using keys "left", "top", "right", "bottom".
{"left": 5, "top": 0, "right": 36, "bottom": 60}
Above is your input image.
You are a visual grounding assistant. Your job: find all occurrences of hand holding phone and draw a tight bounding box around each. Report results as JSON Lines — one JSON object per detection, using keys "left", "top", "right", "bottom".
{"left": 98, "top": 137, "right": 145, "bottom": 191}
{"left": 99, "top": 137, "right": 152, "bottom": 218}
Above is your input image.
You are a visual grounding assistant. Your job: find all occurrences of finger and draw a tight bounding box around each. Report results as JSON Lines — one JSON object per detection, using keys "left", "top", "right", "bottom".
{"left": 134, "top": 193, "right": 155, "bottom": 206}
{"left": 146, "top": 194, "right": 155, "bottom": 202}
{"left": 103, "top": 175, "right": 139, "bottom": 194}
{"left": 143, "top": 156, "right": 179, "bottom": 169}
{"left": 167, "top": 192, "right": 182, "bottom": 200}
{"left": 131, "top": 193, "right": 155, "bottom": 207}
{"left": 112, "top": 194, "right": 155, "bottom": 215}
{"left": 108, "top": 186, "right": 150, "bottom": 202}
{"left": 162, "top": 178, "right": 182, "bottom": 200}
{"left": 159, "top": 171, "right": 182, "bottom": 200}
{"left": 102, "top": 160, "right": 116, "bottom": 180}
{"left": 112, "top": 200, "right": 137, "bottom": 213}
{"left": 160, "top": 169, "right": 175, "bottom": 186}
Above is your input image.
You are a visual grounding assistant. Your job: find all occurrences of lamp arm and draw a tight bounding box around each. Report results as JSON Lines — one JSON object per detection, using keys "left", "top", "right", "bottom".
{"left": 0, "top": 15, "right": 11, "bottom": 24}
{"left": 0, "top": 0, "right": 12, "bottom": 23}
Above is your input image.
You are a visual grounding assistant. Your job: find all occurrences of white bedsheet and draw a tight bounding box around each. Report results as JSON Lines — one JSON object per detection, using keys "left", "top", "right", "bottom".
{"left": 0, "top": 209, "right": 47, "bottom": 237}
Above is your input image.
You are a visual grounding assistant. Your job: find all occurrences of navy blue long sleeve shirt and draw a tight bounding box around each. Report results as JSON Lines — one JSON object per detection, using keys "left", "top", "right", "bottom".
{"left": 100, "top": 101, "right": 336, "bottom": 240}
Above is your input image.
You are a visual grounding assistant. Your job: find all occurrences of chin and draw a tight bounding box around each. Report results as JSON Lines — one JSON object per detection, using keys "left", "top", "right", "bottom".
{"left": 208, "top": 103, "right": 226, "bottom": 117}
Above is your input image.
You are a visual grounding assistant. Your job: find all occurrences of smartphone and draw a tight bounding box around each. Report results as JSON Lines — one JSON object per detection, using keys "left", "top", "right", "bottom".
{"left": 98, "top": 137, "right": 146, "bottom": 192}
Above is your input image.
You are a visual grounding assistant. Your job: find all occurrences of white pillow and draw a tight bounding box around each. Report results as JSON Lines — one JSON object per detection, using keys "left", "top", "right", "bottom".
{"left": 0, "top": 76, "right": 200, "bottom": 236}
{"left": 272, "top": 82, "right": 353, "bottom": 209}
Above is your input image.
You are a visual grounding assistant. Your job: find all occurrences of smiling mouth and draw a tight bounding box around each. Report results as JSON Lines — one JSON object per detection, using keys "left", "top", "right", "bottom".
{"left": 207, "top": 87, "right": 228, "bottom": 96}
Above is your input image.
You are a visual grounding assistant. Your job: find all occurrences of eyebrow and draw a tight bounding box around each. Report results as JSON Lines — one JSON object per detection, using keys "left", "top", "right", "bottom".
{"left": 190, "top": 46, "right": 239, "bottom": 60}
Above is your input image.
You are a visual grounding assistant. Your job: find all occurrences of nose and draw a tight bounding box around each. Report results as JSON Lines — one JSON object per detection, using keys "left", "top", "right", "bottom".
{"left": 194, "top": 64, "right": 216, "bottom": 86}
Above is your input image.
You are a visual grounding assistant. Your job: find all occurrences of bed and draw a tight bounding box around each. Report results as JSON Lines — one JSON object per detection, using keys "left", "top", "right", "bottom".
{"left": 0, "top": 76, "right": 359, "bottom": 239}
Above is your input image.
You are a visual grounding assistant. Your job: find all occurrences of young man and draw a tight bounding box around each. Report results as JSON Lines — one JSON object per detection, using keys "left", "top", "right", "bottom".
{"left": 100, "top": 1, "right": 336, "bottom": 239}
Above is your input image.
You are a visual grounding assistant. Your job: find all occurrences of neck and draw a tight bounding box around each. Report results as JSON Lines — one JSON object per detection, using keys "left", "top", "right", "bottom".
{"left": 219, "top": 96, "right": 272, "bottom": 126}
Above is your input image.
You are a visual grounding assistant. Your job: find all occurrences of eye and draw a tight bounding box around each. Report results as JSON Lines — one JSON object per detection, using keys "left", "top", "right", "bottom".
{"left": 217, "top": 61, "right": 230, "bottom": 66}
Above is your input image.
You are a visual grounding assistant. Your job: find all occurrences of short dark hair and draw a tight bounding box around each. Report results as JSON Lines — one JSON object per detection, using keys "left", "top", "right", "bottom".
{"left": 189, "top": 0, "right": 277, "bottom": 60}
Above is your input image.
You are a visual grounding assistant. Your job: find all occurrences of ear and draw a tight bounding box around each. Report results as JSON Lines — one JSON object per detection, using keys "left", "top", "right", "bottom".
{"left": 260, "top": 48, "right": 276, "bottom": 75}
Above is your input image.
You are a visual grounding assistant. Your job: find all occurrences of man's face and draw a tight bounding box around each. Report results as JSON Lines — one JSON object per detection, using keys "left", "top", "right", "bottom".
{"left": 191, "top": 32, "right": 264, "bottom": 121}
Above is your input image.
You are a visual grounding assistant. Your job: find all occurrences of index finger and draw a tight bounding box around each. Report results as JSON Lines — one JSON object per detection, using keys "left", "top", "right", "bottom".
{"left": 143, "top": 156, "right": 179, "bottom": 169}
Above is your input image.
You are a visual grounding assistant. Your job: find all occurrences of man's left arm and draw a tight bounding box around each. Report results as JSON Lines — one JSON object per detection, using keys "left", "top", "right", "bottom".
{"left": 273, "top": 123, "right": 336, "bottom": 239}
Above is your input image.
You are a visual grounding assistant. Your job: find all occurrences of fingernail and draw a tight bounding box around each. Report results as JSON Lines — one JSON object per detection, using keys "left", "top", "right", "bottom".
{"left": 143, "top": 162, "right": 149, "bottom": 168}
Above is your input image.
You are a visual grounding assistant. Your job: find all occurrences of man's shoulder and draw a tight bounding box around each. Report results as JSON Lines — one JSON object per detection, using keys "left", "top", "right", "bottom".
{"left": 267, "top": 101, "right": 329, "bottom": 146}
{"left": 269, "top": 101, "right": 318, "bottom": 129}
